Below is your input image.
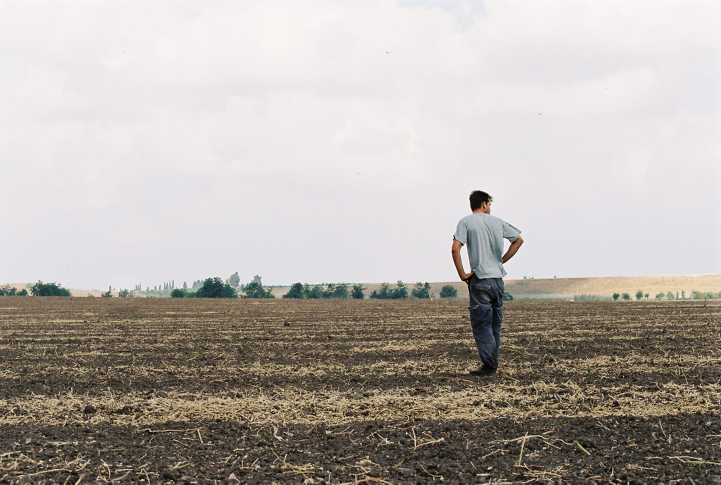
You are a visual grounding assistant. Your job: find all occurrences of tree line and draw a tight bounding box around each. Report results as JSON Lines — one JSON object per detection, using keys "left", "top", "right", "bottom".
{"left": 0, "top": 276, "right": 472, "bottom": 300}
{"left": 169, "top": 277, "right": 273, "bottom": 299}
{"left": 612, "top": 289, "right": 721, "bottom": 301}
{"left": 281, "top": 281, "right": 450, "bottom": 300}
{"left": 0, "top": 282, "right": 70, "bottom": 296}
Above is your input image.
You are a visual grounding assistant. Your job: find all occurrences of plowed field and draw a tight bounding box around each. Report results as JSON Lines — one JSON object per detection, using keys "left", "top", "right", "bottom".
{"left": 0, "top": 298, "right": 719, "bottom": 484}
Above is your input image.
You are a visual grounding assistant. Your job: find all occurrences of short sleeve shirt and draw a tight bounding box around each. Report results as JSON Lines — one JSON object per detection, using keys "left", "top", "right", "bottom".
{"left": 454, "top": 213, "right": 521, "bottom": 279}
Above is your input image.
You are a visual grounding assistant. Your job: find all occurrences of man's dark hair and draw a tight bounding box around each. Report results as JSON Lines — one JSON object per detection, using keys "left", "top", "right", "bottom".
{"left": 469, "top": 190, "right": 493, "bottom": 211}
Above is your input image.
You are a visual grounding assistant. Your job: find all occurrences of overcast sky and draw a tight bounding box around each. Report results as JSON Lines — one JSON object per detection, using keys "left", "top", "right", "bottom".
{"left": 1, "top": 0, "right": 719, "bottom": 290}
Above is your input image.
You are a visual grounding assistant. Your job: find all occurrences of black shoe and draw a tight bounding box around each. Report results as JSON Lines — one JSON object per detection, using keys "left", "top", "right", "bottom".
{"left": 469, "top": 368, "right": 497, "bottom": 377}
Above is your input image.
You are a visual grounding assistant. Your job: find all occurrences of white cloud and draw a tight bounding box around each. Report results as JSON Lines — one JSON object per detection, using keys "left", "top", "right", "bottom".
{"left": 0, "top": 0, "right": 719, "bottom": 288}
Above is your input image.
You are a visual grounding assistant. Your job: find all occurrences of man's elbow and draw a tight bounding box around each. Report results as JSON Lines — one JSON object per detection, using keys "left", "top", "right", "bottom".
{"left": 515, "top": 236, "right": 524, "bottom": 246}
{"left": 452, "top": 239, "right": 463, "bottom": 254}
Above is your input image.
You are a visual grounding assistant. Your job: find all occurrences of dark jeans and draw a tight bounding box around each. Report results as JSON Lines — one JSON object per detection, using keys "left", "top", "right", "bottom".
{"left": 467, "top": 275, "right": 504, "bottom": 370}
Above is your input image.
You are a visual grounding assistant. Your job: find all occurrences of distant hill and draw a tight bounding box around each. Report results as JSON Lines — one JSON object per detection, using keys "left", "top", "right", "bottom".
{"left": 268, "top": 274, "right": 721, "bottom": 299}
{"left": 4, "top": 274, "right": 719, "bottom": 299}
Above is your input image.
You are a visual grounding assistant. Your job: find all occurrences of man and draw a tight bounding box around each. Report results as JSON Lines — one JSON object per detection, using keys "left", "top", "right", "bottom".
{"left": 452, "top": 190, "right": 523, "bottom": 377}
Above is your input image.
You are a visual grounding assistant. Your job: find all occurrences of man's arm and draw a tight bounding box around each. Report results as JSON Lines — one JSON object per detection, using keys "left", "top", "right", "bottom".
{"left": 452, "top": 238, "right": 474, "bottom": 281}
{"left": 502, "top": 236, "right": 524, "bottom": 264}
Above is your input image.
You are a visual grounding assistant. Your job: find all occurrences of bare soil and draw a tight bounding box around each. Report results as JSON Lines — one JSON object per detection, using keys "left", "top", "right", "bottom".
{"left": 0, "top": 298, "right": 719, "bottom": 484}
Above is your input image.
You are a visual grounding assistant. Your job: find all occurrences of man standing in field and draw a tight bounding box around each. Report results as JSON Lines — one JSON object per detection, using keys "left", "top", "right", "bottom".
{"left": 452, "top": 190, "right": 524, "bottom": 377}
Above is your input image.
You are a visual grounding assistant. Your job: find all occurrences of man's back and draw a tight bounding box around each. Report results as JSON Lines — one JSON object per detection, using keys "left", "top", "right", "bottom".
{"left": 454, "top": 213, "right": 521, "bottom": 279}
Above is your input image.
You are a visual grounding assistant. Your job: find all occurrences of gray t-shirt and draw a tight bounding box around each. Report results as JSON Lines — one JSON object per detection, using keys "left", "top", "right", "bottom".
{"left": 454, "top": 213, "right": 522, "bottom": 279}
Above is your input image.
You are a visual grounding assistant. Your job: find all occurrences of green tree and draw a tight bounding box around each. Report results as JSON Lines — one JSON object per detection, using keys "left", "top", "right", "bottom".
{"left": 389, "top": 281, "right": 408, "bottom": 300}
{"left": 283, "top": 283, "right": 305, "bottom": 299}
{"left": 303, "top": 284, "right": 323, "bottom": 299}
{"left": 322, "top": 283, "right": 336, "bottom": 298}
{"left": 612, "top": 293, "right": 620, "bottom": 301}
{"left": 666, "top": 291, "right": 675, "bottom": 300}
{"left": 622, "top": 293, "right": 631, "bottom": 300}
{"left": 655, "top": 292, "right": 664, "bottom": 300}
{"left": 351, "top": 284, "right": 366, "bottom": 300}
{"left": 503, "top": 292, "right": 514, "bottom": 301}
{"left": 118, "top": 289, "right": 133, "bottom": 298}
{"left": 440, "top": 285, "right": 458, "bottom": 298}
{"left": 242, "top": 281, "right": 274, "bottom": 299}
{"left": 411, "top": 282, "right": 432, "bottom": 299}
{"left": 229, "top": 272, "right": 240, "bottom": 288}
{"left": 635, "top": 290, "right": 644, "bottom": 300}
{"left": 330, "top": 284, "right": 349, "bottom": 299}
{"left": 17, "top": 289, "right": 28, "bottom": 296}
{"left": 196, "top": 277, "right": 237, "bottom": 298}
{"left": 0, "top": 285, "right": 17, "bottom": 296}
{"left": 170, "top": 288, "right": 186, "bottom": 298}
{"left": 30, "top": 281, "right": 72, "bottom": 297}
{"left": 370, "top": 283, "right": 391, "bottom": 300}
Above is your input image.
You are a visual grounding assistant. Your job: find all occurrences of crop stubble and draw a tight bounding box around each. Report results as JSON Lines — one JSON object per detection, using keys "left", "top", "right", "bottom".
{"left": 0, "top": 298, "right": 719, "bottom": 483}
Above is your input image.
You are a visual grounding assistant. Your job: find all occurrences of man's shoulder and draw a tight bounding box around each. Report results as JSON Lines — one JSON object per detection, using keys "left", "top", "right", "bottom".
{"left": 460, "top": 213, "right": 504, "bottom": 225}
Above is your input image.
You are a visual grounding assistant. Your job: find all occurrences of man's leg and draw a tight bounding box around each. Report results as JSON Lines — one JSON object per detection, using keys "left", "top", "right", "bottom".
{"left": 491, "top": 303, "right": 503, "bottom": 365}
{"left": 491, "top": 278, "right": 504, "bottom": 365}
{"left": 469, "top": 277, "right": 498, "bottom": 371}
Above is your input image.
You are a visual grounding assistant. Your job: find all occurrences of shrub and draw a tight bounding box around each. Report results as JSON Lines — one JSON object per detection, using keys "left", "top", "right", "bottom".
{"left": 370, "top": 283, "right": 390, "bottom": 300}
{"left": 303, "top": 284, "right": 324, "bottom": 299}
{"left": 573, "top": 294, "right": 605, "bottom": 302}
{"left": 666, "top": 291, "right": 675, "bottom": 300}
{"left": 655, "top": 292, "right": 665, "bottom": 300}
{"left": 170, "top": 288, "right": 186, "bottom": 298}
{"left": 284, "top": 282, "right": 351, "bottom": 299}
{"left": 101, "top": 290, "right": 113, "bottom": 298}
{"left": 30, "top": 281, "right": 72, "bottom": 297}
{"left": 635, "top": 290, "right": 644, "bottom": 300}
{"left": 328, "top": 284, "right": 349, "bottom": 299}
{"left": 242, "top": 281, "right": 273, "bottom": 299}
{"left": 503, "top": 292, "right": 514, "bottom": 301}
{"left": 370, "top": 281, "right": 408, "bottom": 300}
{"left": 283, "top": 283, "right": 304, "bottom": 299}
{"left": 440, "top": 285, "right": 458, "bottom": 298}
{"left": 411, "top": 282, "right": 432, "bottom": 299}
{"left": 351, "top": 284, "right": 366, "bottom": 300}
{"left": 612, "top": 293, "right": 620, "bottom": 301}
{"left": 622, "top": 293, "right": 631, "bottom": 300}
{"left": 389, "top": 281, "right": 408, "bottom": 300}
{"left": 197, "top": 277, "right": 238, "bottom": 298}
{"left": 0, "top": 285, "right": 26, "bottom": 296}
{"left": 118, "top": 289, "right": 133, "bottom": 298}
